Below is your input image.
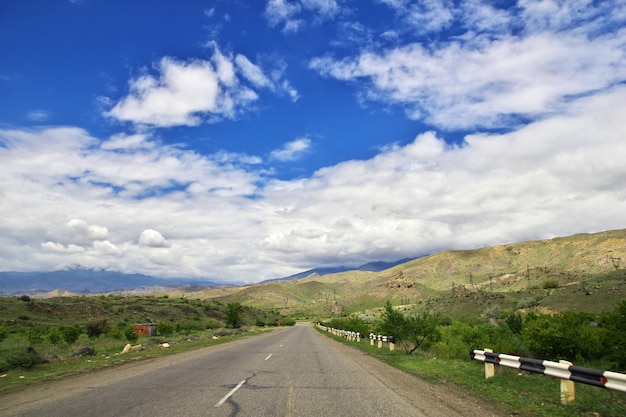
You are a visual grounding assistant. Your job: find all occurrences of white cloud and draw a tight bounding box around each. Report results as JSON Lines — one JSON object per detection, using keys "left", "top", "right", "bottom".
{"left": 235, "top": 55, "right": 272, "bottom": 88}
{"left": 270, "top": 138, "right": 311, "bottom": 161}
{"left": 1, "top": 87, "right": 626, "bottom": 281}
{"left": 41, "top": 242, "right": 85, "bottom": 253}
{"left": 311, "top": 30, "right": 626, "bottom": 129}
{"left": 264, "top": 0, "right": 340, "bottom": 33}
{"left": 311, "top": 1, "right": 626, "bottom": 129}
{"left": 93, "top": 240, "right": 121, "bottom": 256}
{"left": 139, "top": 229, "right": 170, "bottom": 248}
{"left": 27, "top": 110, "right": 50, "bottom": 122}
{"left": 67, "top": 219, "right": 109, "bottom": 240}
{"left": 379, "top": 0, "right": 454, "bottom": 34}
{"left": 105, "top": 44, "right": 298, "bottom": 127}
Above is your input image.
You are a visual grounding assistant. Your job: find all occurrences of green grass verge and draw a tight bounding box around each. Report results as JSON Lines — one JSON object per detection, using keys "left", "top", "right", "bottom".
{"left": 0, "top": 327, "right": 271, "bottom": 393}
{"left": 317, "top": 327, "right": 626, "bottom": 417}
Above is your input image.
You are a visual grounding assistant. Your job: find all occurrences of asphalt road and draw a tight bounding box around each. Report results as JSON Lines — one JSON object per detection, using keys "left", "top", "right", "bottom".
{"left": 1, "top": 324, "right": 504, "bottom": 417}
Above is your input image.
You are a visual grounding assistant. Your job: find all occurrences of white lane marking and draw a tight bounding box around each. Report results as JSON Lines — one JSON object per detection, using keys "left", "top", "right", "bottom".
{"left": 279, "top": 344, "right": 283, "bottom": 347}
{"left": 265, "top": 354, "right": 273, "bottom": 361}
{"left": 215, "top": 380, "right": 246, "bottom": 407}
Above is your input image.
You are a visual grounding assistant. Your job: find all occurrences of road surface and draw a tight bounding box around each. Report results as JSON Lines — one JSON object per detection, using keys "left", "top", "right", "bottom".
{"left": 1, "top": 324, "right": 505, "bottom": 416}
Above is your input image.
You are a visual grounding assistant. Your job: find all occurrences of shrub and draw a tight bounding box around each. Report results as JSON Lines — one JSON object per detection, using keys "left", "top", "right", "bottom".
{"left": 505, "top": 312, "right": 523, "bottom": 335}
{"left": 27, "top": 328, "right": 45, "bottom": 345}
{"left": 483, "top": 305, "right": 501, "bottom": 321}
{"left": 522, "top": 311, "right": 601, "bottom": 361}
{"left": 599, "top": 300, "right": 626, "bottom": 371}
{"left": 123, "top": 326, "right": 138, "bottom": 343}
{"left": 0, "top": 325, "right": 7, "bottom": 342}
{"left": 542, "top": 279, "right": 559, "bottom": 289}
{"left": 61, "top": 325, "right": 81, "bottom": 345}
{"left": 517, "top": 297, "right": 537, "bottom": 309}
{"left": 86, "top": 320, "right": 108, "bottom": 338}
{"left": 0, "top": 348, "right": 40, "bottom": 372}
{"left": 47, "top": 328, "right": 63, "bottom": 345}
{"left": 157, "top": 322, "right": 175, "bottom": 336}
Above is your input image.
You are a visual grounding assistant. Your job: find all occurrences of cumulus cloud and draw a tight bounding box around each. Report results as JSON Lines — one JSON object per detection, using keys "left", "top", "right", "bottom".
{"left": 67, "top": 219, "right": 109, "bottom": 240}
{"left": 105, "top": 44, "right": 298, "bottom": 127}
{"left": 2, "top": 87, "right": 626, "bottom": 281}
{"left": 41, "top": 242, "right": 85, "bottom": 253}
{"left": 270, "top": 138, "right": 311, "bottom": 161}
{"left": 139, "top": 229, "right": 170, "bottom": 248}
{"left": 310, "top": 1, "right": 626, "bottom": 129}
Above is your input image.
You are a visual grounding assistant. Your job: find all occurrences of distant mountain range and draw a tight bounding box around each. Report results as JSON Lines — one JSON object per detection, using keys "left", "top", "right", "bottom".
{"left": 0, "top": 258, "right": 416, "bottom": 296}
{"left": 260, "top": 258, "right": 415, "bottom": 283}
{"left": 0, "top": 270, "right": 221, "bottom": 296}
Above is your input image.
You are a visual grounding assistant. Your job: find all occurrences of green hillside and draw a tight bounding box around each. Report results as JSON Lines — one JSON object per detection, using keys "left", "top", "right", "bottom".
{"left": 201, "top": 229, "right": 626, "bottom": 319}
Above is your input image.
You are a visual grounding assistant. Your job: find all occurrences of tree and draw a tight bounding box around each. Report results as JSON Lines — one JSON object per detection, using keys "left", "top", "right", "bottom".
{"left": 378, "top": 300, "right": 441, "bottom": 355}
{"left": 600, "top": 300, "right": 626, "bottom": 371}
{"left": 225, "top": 302, "right": 243, "bottom": 328}
{"left": 401, "top": 312, "right": 441, "bottom": 354}
{"left": 522, "top": 311, "right": 601, "bottom": 361}
{"left": 379, "top": 300, "right": 405, "bottom": 339}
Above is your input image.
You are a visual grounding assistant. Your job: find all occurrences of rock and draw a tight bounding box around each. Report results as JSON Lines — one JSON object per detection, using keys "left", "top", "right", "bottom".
{"left": 161, "top": 342, "right": 170, "bottom": 348}
{"left": 121, "top": 343, "right": 132, "bottom": 354}
{"left": 72, "top": 347, "right": 94, "bottom": 357}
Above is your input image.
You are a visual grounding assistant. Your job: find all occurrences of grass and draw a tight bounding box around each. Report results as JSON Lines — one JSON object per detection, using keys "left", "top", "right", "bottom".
{"left": 317, "top": 327, "right": 626, "bottom": 417}
{"left": 0, "top": 327, "right": 270, "bottom": 393}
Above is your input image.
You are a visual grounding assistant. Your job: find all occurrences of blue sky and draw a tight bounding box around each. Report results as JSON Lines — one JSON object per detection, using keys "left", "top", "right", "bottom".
{"left": 1, "top": 0, "right": 625, "bottom": 283}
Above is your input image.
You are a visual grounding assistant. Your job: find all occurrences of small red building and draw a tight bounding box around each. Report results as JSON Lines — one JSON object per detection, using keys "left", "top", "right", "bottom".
{"left": 133, "top": 324, "right": 157, "bottom": 336}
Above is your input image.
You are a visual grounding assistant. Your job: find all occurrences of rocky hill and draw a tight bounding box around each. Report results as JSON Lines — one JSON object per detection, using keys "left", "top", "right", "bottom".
{"left": 202, "top": 229, "right": 626, "bottom": 318}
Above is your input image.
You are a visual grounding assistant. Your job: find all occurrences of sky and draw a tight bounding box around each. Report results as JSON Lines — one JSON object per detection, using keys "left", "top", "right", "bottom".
{"left": 1, "top": 0, "right": 625, "bottom": 284}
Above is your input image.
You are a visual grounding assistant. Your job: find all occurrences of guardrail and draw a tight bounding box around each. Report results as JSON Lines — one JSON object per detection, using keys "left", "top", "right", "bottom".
{"left": 471, "top": 348, "right": 626, "bottom": 404}
{"left": 315, "top": 324, "right": 396, "bottom": 351}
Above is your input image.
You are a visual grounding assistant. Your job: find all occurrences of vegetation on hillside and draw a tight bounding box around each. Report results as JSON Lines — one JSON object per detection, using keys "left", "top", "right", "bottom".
{"left": 0, "top": 295, "right": 293, "bottom": 374}
{"left": 322, "top": 299, "right": 626, "bottom": 372}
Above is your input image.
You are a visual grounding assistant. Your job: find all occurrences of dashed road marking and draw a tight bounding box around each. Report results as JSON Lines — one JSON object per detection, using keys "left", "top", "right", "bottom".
{"left": 265, "top": 354, "right": 273, "bottom": 360}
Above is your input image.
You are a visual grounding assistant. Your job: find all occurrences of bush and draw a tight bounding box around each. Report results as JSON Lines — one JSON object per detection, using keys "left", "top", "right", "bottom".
{"left": 599, "top": 300, "right": 626, "bottom": 371}
{"left": 47, "top": 328, "right": 63, "bottom": 345}
{"left": 542, "top": 279, "right": 559, "bottom": 289}
{"left": 0, "top": 347, "right": 40, "bottom": 372}
{"left": 522, "top": 311, "right": 602, "bottom": 361}
{"left": 86, "top": 320, "right": 108, "bottom": 338}
{"left": 483, "top": 305, "right": 501, "bottom": 321}
{"left": 157, "top": 322, "right": 175, "bottom": 336}
{"left": 61, "top": 325, "right": 82, "bottom": 345}
{"left": 0, "top": 325, "right": 8, "bottom": 342}
{"left": 123, "top": 326, "right": 139, "bottom": 343}
{"left": 517, "top": 297, "right": 537, "bottom": 309}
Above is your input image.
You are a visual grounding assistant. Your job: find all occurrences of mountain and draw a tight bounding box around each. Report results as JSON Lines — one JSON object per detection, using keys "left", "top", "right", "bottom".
{"left": 260, "top": 258, "right": 415, "bottom": 283}
{"left": 203, "top": 228, "right": 626, "bottom": 317}
{"left": 0, "top": 269, "right": 220, "bottom": 296}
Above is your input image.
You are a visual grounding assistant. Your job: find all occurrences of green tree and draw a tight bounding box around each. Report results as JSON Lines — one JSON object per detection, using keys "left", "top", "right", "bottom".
{"left": 599, "top": 300, "right": 626, "bottom": 371}
{"left": 400, "top": 312, "right": 442, "bottom": 354}
{"left": 523, "top": 311, "right": 601, "bottom": 361}
{"left": 378, "top": 300, "right": 405, "bottom": 339}
{"left": 225, "top": 302, "right": 243, "bottom": 328}
{"left": 378, "top": 300, "right": 442, "bottom": 355}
